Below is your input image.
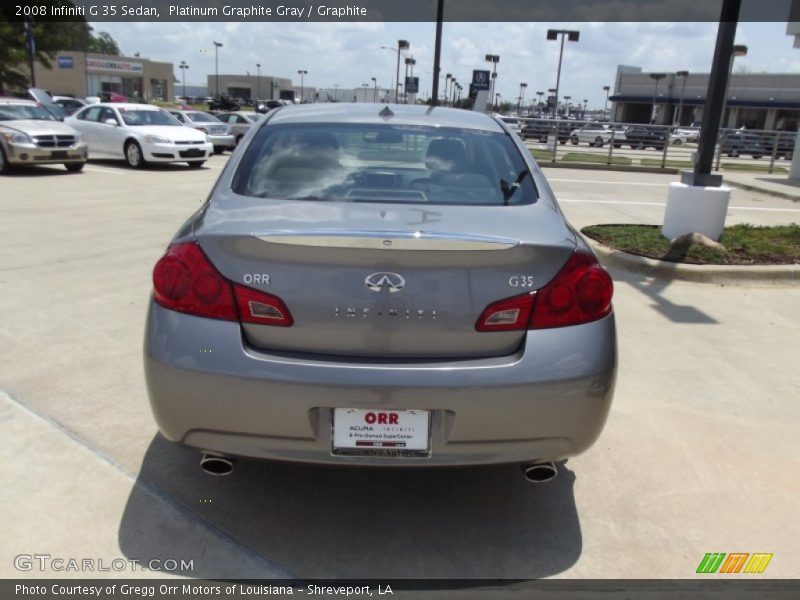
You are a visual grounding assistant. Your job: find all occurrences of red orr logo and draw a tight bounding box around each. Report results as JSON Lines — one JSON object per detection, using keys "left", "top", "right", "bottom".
{"left": 364, "top": 412, "right": 399, "bottom": 425}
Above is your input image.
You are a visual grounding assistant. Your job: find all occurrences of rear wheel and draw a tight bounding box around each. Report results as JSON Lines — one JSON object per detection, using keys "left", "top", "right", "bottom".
{"left": 570, "top": 135, "right": 579, "bottom": 145}
{"left": 728, "top": 148, "right": 739, "bottom": 158}
{"left": 188, "top": 161, "right": 205, "bottom": 169}
{"left": 125, "top": 140, "right": 145, "bottom": 169}
{"left": 752, "top": 154, "right": 763, "bottom": 160}
{"left": 65, "top": 162, "right": 85, "bottom": 173}
{"left": 213, "top": 146, "right": 225, "bottom": 154}
{"left": 594, "top": 136, "right": 605, "bottom": 148}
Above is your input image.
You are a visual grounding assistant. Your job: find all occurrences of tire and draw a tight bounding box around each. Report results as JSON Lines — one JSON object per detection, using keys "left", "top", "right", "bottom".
{"left": 729, "top": 148, "right": 739, "bottom": 158}
{"left": 0, "top": 145, "right": 11, "bottom": 174}
{"left": 188, "top": 161, "right": 205, "bottom": 169}
{"left": 125, "top": 140, "right": 145, "bottom": 169}
{"left": 570, "top": 136, "right": 579, "bottom": 145}
{"left": 65, "top": 162, "right": 85, "bottom": 173}
{"left": 752, "top": 155, "right": 762, "bottom": 160}
{"left": 594, "top": 136, "right": 605, "bottom": 148}
{"left": 673, "top": 139, "right": 683, "bottom": 145}
{"left": 630, "top": 144, "right": 637, "bottom": 149}
{"left": 613, "top": 144, "right": 621, "bottom": 149}
{"left": 213, "top": 146, "right": 225, "bottom": 154}
{"left": 559, "top": 140, "right": 566, "bottom": 145}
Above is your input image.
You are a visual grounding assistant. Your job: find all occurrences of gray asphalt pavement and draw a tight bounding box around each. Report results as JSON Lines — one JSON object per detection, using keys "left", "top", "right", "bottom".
{"left": 1, "top": 157, "right": 798, "bottom": 580}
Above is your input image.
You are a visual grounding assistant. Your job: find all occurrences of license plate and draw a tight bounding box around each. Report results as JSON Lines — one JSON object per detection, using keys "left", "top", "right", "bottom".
{"left": 332, "top": 408, "right": 430, "bottom": 458}
{"left": 51, "top": 151, "right": 68, "bottom": 158}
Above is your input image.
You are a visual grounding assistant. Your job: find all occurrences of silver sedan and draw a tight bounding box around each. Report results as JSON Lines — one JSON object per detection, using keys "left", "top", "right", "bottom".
{"left": 144, "top": 103, "right": 617, "bottom": 480}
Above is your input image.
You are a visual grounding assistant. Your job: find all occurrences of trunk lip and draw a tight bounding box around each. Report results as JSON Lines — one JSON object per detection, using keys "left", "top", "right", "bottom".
{"left": 253, "top": 230, "right": 521, "bottom": 251}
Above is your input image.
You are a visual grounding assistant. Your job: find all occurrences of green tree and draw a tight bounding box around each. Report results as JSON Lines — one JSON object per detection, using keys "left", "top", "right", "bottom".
{"left": 0, "top": 2, "right": 119, "bottom": 94}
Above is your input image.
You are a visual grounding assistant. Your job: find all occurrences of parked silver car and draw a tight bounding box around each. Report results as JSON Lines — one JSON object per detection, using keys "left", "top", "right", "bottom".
{"left": 0, "top": 98, "right": 87, "bottom": 173}
{"left": 168, "top": 110, "right": 235, "bottom": 154}
{"left": 144, "top": 104, "right": 617, "bottom": 479}
{"left": 215, "top": 111, "right": 262, "bottom": 145}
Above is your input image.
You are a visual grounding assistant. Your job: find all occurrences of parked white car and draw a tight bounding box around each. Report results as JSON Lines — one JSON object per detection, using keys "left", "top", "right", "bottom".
{"left": 675, "top": 126, "right": 700, "bottom": 142}
{"left": 67, "top": 103, "right": 213, "bottom": 168}
{"left": 168, "top": 110, "right": 235, "bottom": 154}
{"left": 569, "top": 122, "right": 623, "bottom": 148}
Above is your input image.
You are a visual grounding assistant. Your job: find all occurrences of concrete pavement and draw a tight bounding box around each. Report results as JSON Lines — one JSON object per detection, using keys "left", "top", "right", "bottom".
{"left": 1, "top": 159, "right": 798, "bottom": 580}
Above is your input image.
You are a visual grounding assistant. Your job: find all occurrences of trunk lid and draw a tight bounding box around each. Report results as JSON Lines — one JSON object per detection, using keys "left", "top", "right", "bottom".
{"left": 196, "top": 198, "right": 576, "bottom": 358}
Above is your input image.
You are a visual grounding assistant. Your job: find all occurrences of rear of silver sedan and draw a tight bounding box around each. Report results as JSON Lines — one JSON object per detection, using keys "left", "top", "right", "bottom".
{"left": 144, "top": 104, "right": 616, "bottom": 472}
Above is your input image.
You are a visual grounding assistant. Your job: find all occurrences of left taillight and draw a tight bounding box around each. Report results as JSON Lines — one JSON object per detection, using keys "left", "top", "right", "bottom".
{"left": 475, "top": 252, "right": 613, "bottom": 332}
{"left": 152, "top": 242, "right": 293, "bottom": 326}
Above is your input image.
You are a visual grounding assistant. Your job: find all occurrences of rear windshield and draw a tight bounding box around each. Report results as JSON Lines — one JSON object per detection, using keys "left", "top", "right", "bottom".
{"left": 187, "top": 112, "right": 219, "bottom": 123}
{"left": 232, "top": 123, "right": 537, "bottom": 206}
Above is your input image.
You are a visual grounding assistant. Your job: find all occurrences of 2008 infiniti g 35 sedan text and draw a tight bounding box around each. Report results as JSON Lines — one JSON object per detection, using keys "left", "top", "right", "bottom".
{"left": 144, "top": 103, "right": 617, "bottom": 480}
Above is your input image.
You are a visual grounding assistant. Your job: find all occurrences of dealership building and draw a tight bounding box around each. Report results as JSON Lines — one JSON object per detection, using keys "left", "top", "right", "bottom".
{"left": 29, "top": 52, "right": 174, "bottom": 101}
{"left": 610, "top": 65, "right": 800, "bottom": 132}
{"left": 206, "top": 73, "right": 312, "bottom": 102}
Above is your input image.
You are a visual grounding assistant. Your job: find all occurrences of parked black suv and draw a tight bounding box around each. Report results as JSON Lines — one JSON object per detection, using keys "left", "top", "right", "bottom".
{"left": 208, "top": 95, "right": 240, "bottom": 111}
{"left": 624, "top": 126, "right": 668, "bottom": 150}
{"left": 521, "top": 120, "right": 555, "bottom": 142}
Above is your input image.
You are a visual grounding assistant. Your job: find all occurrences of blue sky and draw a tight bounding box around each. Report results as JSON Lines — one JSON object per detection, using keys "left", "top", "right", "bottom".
{"left": 93, "top": 21, "right": 800, "bottom": 107}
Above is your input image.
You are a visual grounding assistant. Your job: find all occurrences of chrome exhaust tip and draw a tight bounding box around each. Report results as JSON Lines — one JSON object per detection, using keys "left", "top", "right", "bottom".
{"left": 200, "top": 453, "right": 235, "bottom": 476}
{"left": 522, "top": 461, "right": 558, "bottom": 483}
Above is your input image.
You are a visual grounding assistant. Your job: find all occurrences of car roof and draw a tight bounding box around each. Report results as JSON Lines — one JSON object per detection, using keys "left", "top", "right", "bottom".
{"left": 93, "top": 103, "right": 163, "bottom": 110}
{"left": 0, "top": 97, "right": 37, "bottom": 106}
{"left": 266, "top": 103, "right": 504, "bottom": 132}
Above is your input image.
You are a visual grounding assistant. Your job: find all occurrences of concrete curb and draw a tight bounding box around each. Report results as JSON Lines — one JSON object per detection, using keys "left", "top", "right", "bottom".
{"left": 587, "top": 238, "right": 800, "bottom": 285}
{"left": 723, "top": 178, "right": 800, "bottom": 202}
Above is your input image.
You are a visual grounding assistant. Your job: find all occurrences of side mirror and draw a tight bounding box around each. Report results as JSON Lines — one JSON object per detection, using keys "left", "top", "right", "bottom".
{"left": 104, "top": 119, "right": 118, "bottom": 126}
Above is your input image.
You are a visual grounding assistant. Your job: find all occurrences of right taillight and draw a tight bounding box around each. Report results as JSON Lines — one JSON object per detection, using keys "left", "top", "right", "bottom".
{"left": 152, "top": 242, "right": 293, "bottom": 326}
{"left": 529, "top": 252, "right": 613, "bottom": 329}
{"left": 475, "top": 252, "right": 613, "bottom": 332}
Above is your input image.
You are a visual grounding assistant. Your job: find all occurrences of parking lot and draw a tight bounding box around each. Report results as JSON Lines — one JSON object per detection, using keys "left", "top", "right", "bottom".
{"left": 1, "top": 156, "right": 799, "bottom": 580}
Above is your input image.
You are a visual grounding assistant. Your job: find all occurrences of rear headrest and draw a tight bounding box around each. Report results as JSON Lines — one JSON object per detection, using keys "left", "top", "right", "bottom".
{"left": 425, "top": 139, "right": 467, "bottom": 171}
{"left": 298, "top": 131, "right": 339, "bottom": 150}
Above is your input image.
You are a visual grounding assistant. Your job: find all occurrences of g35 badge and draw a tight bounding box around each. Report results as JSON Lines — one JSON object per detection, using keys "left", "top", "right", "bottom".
{"left": 508, "top": 275, "right": 535, "bottom": 288}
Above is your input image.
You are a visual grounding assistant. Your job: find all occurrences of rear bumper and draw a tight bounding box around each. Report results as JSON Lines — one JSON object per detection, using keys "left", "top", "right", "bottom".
{"left": 144, "top": 301, "right": 617, "bottom": 466}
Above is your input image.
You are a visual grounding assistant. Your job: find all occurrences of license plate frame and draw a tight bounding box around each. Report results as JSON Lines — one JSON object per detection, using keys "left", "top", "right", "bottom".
{"left": 332, "top": 408, "right": 431, "bottom": 458}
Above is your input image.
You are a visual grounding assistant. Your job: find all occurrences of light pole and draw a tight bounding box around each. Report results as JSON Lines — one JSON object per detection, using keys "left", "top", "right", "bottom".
{"left": 371, "top": 77, "right": 377, "bottom": 102}
{"left": 517, "top": 82, "right": 527, "bottom": 115}
{"left": 564, "top": 95, "right": 571, "bottom": 118}
{"left": 179, "top": 61, "right": 189, "bottom": 100}
{"left": 548, "top": 87, "right": 557, "bottom": 116}
{"left": 213, "top": 41, "right": 223, "bottom": 97}
{"left": 583, "top": 99, "right": 588, "bottom": 119}
{"left": 495, "top": 92, "right": 501, "bottom": 111}
{"left": 536, "top": 91, "right": 544, "bottom": 115}
{"left": 674, "top": 71, "right": 689, "bottom": 126}
{"left": 485, "top": 54, "right": 500, "bottom": 111}
{"left": 361, "top": 83, "right": 369, "bottom": 103}
{"left": 602, "top": 84, "right": 611, "bottom": 118}
{"left": 445, "top": 73, "right": 452, "bottom": 106}
{"left": 546, "top": 29, "right": 580, "bottom": 123}
{"left": 721, "top": 45, "right": 747, "bottom": 128}
{"left": 452, "top": 80, "right": 459, "bottom": 105}
{"left": 297, "top": 69, "right": 307, "bottom": 103}
{"left": 395, "top": 39, "right": 410, "bottom": 103}
{"left": 649, "top": 73, "right": 667, "bottom": 124}
{"left": 333, "top": 83, "right": 340, "bottom": 102}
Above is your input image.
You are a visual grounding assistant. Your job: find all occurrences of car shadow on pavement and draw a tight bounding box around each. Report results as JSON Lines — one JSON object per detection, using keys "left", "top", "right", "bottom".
{"left": 89, "top": 159, "right": 210, "bottom": 171}
{"left": 118, "top": 434, "right": 583, "bottom": 579}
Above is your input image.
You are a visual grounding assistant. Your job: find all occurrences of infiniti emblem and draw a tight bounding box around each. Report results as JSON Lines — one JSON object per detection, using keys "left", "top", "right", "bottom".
{"left": 365, "top": 272, "right": 406, "bottom": 293}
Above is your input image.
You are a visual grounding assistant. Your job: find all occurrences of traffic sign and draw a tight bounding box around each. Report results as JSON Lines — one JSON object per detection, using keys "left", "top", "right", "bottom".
{"left": 472, "top": 70, "right": 491, "bottom": 91}
{"left": 405, "top": 76, "right": 419, "bottom": 94}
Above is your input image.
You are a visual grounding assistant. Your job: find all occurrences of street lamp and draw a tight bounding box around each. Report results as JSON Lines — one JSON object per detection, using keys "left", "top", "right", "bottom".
{"left": 602, "top": 85, "right": 611, "bottom": 118}
{"left": 395, "top": 39, "right": 410, "bottom": 103}
{"left": 546, "top": 29, "right": 580, "bottom": 123}
{"left": 213, "top": 41, "right": 223, "bottom": 97}
{"left": 361, "top": 83, "right": 369, "bottom": 103}
{"left": 564, "top": 95, "right": 571, "bottom": 118}
{"left": 721, "top": 45, "right": 747, "bottom": 128}
{"left": 583, "top": 99, "right": 588, "bottom": 119}
{"left": 648, "top": 72, "right": 667, "bottom": 124}
{"left": 547, "top": 88, "right": 557, "bottom": 116}
{"left": 297, "top": 69, "right": 307, "bottom": 103}
{"left": 445, "top": 73, "right": 452, "bottom": 106}
{"left": 371, "top": 77, "right": 378, "bottom": 102}
{"left": 495, "top": 92, "right": 501, "bottom": 110}
{"left": 485, "top": 54, "right": 500, "bottom": 111}
{"left": 255, "top": 63, "right": 261, "bottom": 100}
{"left": 536, "top": 91, "right": 544, "bottom": 115}
{"left": 517, "top": 82, "right": 527, "bottom": 115}
{"left": 179, "top": 61, "right": 189, "bottom": 101}
{"left": 674, "top": 71, "right": 689, "bottom": 126}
